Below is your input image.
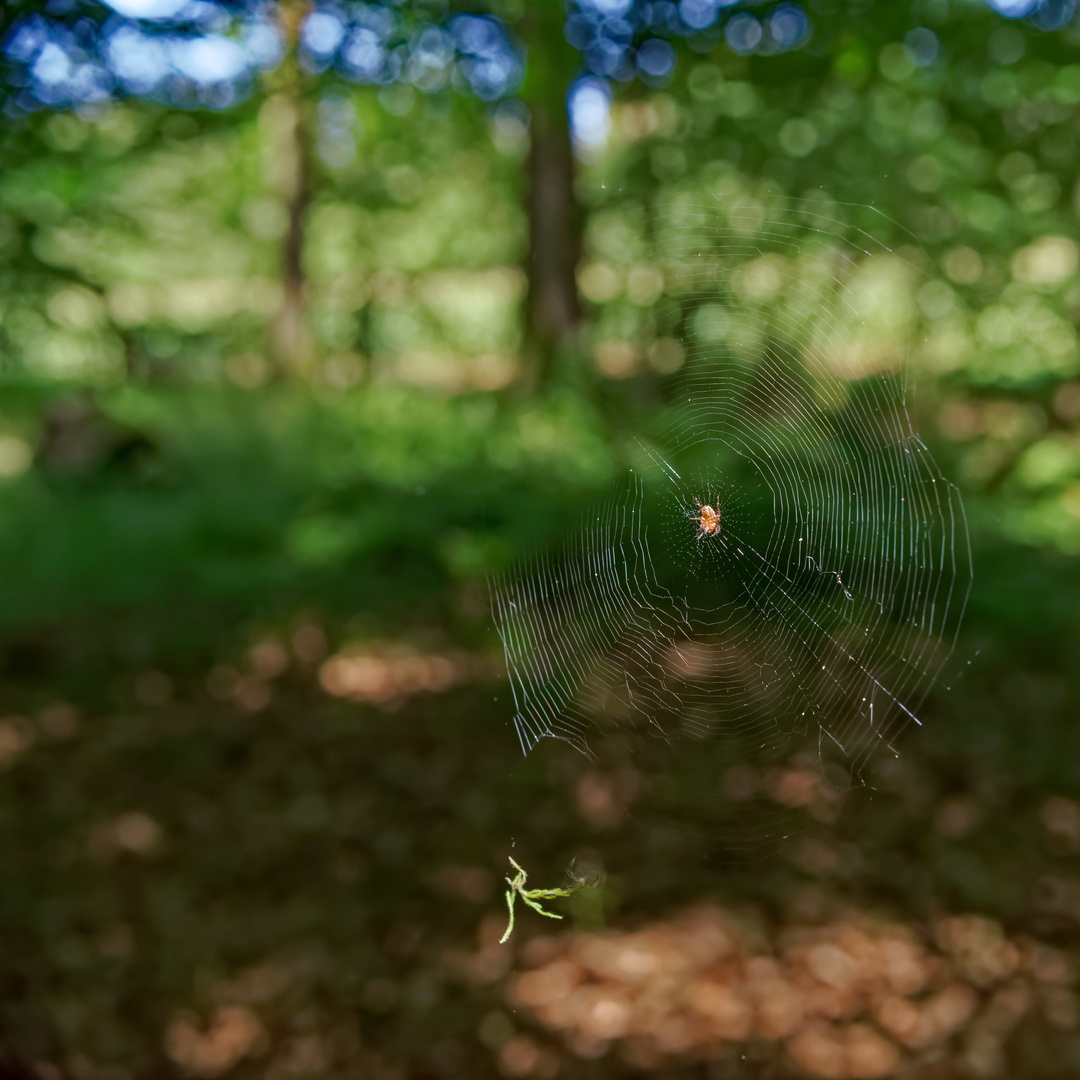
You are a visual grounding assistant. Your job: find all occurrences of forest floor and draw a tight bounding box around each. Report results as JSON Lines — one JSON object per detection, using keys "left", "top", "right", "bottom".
{"left": 1, "top": 386, "right": 1078, "bottom": 1080}
{"left": 1, "top": 624, "right": 1079, "bottom": 1080}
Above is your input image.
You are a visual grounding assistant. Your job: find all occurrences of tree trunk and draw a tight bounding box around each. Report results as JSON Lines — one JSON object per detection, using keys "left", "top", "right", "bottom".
{"left": 269, "top": 93, "right": 316, "bottom": 378}
{"left": 519, "top": 0, "right": 584, "bottom": 388}
{"left": 526, "top": 101, "right": 581, "bottom": 364}
{"left": 267, "top": 0, "right": 316, "bottom": 379}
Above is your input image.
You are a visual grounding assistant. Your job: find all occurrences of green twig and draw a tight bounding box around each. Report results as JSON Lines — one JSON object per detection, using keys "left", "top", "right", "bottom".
{"left": 499, "top": 857, "right": 601, "bottom": 944}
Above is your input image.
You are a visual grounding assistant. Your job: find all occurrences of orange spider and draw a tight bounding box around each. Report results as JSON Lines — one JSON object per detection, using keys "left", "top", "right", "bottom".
{"left": 694, "top": 499, "right": 721, "bottom": 539}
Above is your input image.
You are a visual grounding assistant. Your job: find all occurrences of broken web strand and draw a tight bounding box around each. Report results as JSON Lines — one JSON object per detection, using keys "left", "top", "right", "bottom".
{"left": 490, "top": 197, "right": 972, "bottom": 845}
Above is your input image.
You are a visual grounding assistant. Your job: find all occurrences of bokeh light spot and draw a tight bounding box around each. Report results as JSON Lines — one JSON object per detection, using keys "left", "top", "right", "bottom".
{"left": 725, "top": 13, "right": 763, "bottom": 55}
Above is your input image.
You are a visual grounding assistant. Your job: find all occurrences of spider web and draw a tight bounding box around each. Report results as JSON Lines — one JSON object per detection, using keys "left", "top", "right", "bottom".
{"left": 491, "top": 198, "right": 972, "bottom": 847}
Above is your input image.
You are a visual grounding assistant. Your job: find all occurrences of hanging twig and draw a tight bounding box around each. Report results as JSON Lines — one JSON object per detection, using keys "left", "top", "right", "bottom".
{"left": 500, "top": 857, "right": 600, "bottom": 944}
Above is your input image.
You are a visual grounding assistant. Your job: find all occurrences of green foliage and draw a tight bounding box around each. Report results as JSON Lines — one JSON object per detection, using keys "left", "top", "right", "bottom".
{"left": 0, "top": 89, "right": 524, "bottom": 387}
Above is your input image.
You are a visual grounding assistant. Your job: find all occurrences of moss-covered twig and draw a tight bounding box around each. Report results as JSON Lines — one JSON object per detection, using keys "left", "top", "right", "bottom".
{"left": 499, "top": 857, "right": 600, "bottom": 944}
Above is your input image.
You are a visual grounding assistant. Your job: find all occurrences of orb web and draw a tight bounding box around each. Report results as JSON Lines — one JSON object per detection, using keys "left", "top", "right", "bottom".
{"left": 491, "top": 198, "right": 971, "bottom": 846}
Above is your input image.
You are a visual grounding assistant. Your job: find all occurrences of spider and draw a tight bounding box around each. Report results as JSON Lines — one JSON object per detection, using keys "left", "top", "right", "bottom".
{"left": 693, "top": 498, "right": 721, "bottom": 539}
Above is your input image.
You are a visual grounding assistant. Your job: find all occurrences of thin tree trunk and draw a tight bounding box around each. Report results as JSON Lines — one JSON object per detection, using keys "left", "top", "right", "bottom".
{"left": 519, "top": 1, "right": 584, "bottom": 388}
{"left": 270, "top": 93, "right": 315, "bottom": 378}
{"left": 267, "top": 0, "right": 316, "bottom": 379}
{"left": 526, "top": 101, "right": 581, "bottom": 362}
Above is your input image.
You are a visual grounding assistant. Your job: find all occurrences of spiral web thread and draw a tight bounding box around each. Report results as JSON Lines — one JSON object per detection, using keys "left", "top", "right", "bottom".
{"left": 492, "top": 199, "right": 972, "bottom": 796}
